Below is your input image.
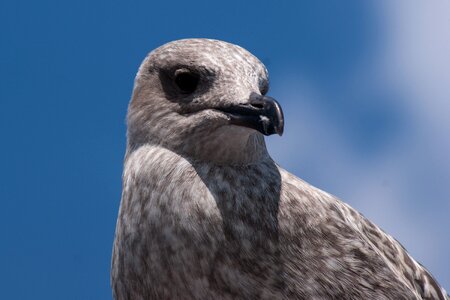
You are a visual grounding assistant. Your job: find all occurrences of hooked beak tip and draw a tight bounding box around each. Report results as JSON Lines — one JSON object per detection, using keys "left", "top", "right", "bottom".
{"left": 271, "top": 98, "right": 284, "bottom": 136}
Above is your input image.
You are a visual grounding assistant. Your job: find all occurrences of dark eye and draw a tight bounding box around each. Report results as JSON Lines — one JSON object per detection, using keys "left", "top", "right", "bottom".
{"left": 174, "top": 69, "right": 200, "bottom": 94}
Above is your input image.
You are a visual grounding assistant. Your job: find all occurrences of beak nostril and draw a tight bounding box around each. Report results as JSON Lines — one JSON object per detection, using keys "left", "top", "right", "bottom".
{"left": 250, "top": 103, "right": 264, "bottom": 109}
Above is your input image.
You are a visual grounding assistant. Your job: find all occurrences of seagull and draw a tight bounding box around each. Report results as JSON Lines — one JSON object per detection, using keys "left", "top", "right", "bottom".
{"left": 111, "top": 38, "right": 448, "bottom": 300}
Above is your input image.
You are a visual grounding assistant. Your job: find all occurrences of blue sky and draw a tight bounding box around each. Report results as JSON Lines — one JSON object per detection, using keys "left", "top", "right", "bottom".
{"left": 1, "top": 1, "right": 449, "bottom": 299}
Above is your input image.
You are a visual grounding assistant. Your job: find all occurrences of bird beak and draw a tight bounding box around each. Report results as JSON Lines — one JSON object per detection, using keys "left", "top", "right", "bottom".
{"left": 219, "top": 93, "right": 284, "bottom": 136}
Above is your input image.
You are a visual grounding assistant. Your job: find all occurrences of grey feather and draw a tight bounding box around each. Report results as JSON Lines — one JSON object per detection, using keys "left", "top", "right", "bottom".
{"left": 111, "top": 39, "right": 448, "bottom": 300}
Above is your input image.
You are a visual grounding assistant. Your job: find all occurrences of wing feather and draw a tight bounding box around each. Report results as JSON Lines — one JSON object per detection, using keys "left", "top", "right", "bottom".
{"left": 339, "top": 202, "right": 448, "bottom": 300}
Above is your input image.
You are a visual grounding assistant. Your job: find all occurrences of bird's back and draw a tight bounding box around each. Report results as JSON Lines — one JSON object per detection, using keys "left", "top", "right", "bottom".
{"left": 276, "top": 169, "right": 448, "bottom": 299}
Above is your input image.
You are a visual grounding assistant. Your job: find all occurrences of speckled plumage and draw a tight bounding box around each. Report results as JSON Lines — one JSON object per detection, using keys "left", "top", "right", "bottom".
{"left": 111, "top": 39, "right": 448, "bottom": 300}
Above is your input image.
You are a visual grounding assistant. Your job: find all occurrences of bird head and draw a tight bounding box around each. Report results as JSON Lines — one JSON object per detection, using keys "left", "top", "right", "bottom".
{"left": 127, "top": 39, "right": 284, "bottom": 164}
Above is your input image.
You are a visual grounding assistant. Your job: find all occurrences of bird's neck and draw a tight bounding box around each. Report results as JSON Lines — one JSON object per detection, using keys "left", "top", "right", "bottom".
{"left": 126, "top": 126, "right": 271, "bottom": 166}
{"left": 181, "top": 126, "right": 271, "bottom": 166}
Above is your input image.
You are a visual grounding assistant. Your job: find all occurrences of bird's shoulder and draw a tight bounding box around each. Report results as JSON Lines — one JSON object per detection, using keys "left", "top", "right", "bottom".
{"left": 277, "top": 168, "right": 448, "bottom": 300}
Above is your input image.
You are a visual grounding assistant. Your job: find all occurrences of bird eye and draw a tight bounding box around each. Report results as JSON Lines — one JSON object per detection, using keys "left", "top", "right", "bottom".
{"left": 174, "top": 69, "right": 200, "bottom": 94}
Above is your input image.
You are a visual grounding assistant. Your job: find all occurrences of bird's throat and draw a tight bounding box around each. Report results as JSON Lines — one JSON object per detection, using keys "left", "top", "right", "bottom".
{"left": 183, "top": 126, "right": 270, "bottom": 166}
